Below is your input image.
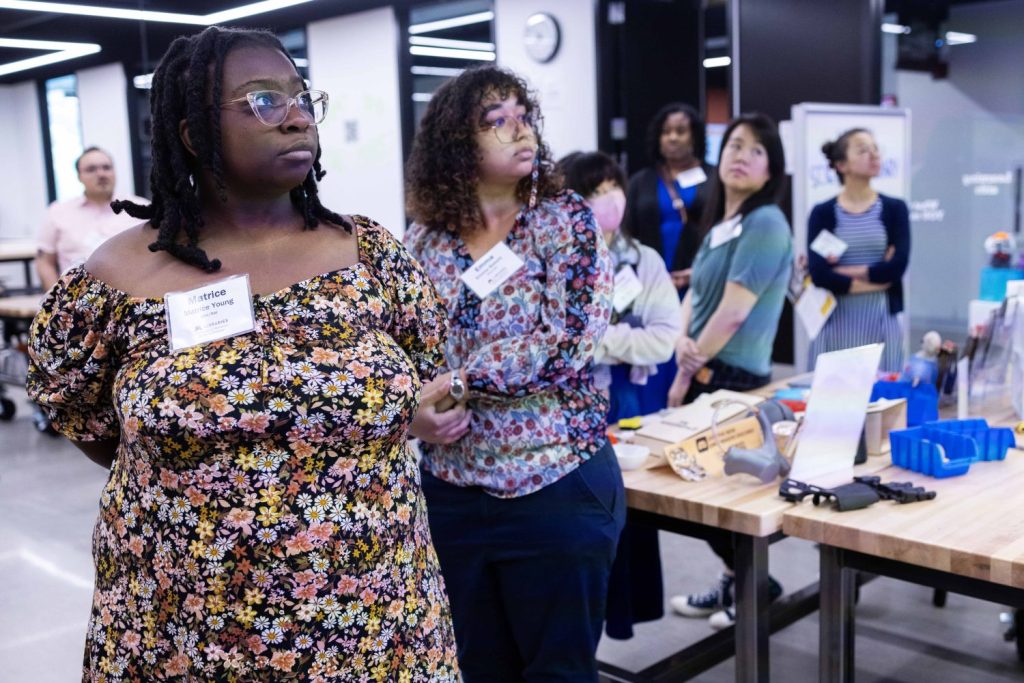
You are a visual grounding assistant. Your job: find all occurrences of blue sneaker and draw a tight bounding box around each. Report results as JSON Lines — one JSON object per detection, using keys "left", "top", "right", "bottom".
{"left": 670, "top": 572, "right": 735, "bottom": 618}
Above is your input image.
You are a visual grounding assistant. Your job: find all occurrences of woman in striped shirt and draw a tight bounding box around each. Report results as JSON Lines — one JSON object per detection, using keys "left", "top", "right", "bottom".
{"left": 807, "top": 128, "right": 911, "bottom": 372}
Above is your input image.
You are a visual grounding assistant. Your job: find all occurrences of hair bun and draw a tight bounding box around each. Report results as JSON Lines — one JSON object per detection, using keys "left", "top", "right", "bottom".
{"left": 821, "top": 140, "right": 836, "bottom": 160}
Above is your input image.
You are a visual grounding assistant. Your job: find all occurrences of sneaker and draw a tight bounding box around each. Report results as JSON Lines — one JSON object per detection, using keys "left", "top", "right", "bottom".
{"left": 670, "top": 572, "right": 734, "bottom": 618}
{"left": 708, "top": 576, "right": 784, "bottom": 630}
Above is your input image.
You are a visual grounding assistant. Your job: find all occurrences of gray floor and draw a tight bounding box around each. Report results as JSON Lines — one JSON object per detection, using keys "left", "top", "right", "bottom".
{"left": 1, "top": 386, "right": 1022, "bottom": 682}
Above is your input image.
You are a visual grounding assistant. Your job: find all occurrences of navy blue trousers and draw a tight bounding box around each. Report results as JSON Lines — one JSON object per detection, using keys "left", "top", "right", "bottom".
{"left": 421, "top": 442, "right": 626, "bottom": 682}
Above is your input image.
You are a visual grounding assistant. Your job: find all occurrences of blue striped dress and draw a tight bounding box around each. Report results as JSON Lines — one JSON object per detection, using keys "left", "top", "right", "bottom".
{"left": 809, "top": 199, "right": 905, "bottom": 372}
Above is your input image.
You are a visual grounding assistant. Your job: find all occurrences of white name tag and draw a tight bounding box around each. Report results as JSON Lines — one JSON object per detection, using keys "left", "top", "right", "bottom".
{"left": 459, "top": 241, "right": 525, "bottom": 299}
{"left": 165, "top": 274, "right": 256, "bottom": 352}
{"left": 676, "top": 166, "right": 708, "bottom": 189}
{"left": 612, "top": 265, "right": 644, "bottom": 313}
{"left": 810, "top": 229, "right": 849, "bottom": 260}
{"left": 709, "top": 216, "right": 743, "bottom": 249}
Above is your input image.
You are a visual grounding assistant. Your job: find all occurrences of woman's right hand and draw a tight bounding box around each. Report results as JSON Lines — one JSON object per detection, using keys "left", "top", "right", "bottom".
{"left": 411, "top": 372, "right": 471, "bottom": 444}
{"left": 675, "top": 336, "right": 706, "bottom": 373}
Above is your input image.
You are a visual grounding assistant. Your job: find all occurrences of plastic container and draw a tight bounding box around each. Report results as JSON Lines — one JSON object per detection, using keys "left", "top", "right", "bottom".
{"left": 613, "top": 443, "right": 650, "bottom": 471}
{"left": 871, "top": 380, "right": 939, "bottom": 426}
{"left": 921, "top": 418, "right": 1014, "bottom": 462}
{"left": 888, "top": 426, "right": 975, "bottom": 478}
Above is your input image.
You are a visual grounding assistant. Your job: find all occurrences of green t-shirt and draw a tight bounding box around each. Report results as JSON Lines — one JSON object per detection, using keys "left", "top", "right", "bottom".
{"left": 688, "top": 204, "right": 793, "bottom": 376}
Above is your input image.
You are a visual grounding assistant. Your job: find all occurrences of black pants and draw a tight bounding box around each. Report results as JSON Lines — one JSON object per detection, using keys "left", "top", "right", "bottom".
{"left": 421, "top": 442, "right": 626, "bottom": 682}
{"left": 684, "top": 359, "right": 770, "bottom": 569}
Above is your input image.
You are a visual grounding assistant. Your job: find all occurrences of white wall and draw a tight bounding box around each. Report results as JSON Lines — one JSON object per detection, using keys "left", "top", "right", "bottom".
{"left": 886, "top": 0, "right": 1024, "bottom": 334}
{"left": 0, "top": 82, "right": 48, "bottom": 241}
{"left": 308, "top": 8, "right": 406, "bottom": 237}
{"left": 495, "top": 0, "right": 598, "bottom": 159}
{"left": 76, "top": 62, "right": 136, "bottom": 199}
{"left": 0, "top": 81, "right": 47, "bottom": 288}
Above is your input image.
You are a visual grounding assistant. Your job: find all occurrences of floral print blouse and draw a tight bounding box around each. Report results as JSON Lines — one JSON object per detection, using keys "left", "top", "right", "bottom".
{"left": 27, "top": 217, "right": 459, "bottom": 682}
{"left": 405, "top": 191, "right": 613, "bottom": 498}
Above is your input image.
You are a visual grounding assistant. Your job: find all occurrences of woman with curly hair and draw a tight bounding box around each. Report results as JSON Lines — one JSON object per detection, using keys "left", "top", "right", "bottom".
{"left": 404, "top": 65, "right": 624, "bottom": 680}
{"left": 27, "top": 26, "right": 459, "bottom": 681}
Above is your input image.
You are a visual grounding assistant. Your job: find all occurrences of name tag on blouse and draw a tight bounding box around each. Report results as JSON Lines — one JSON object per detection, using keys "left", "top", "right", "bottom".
{"left": 164, "top": 274, "right": 256, "bottom": 352}
{"left": 709, "top": 216, "right": 743, "bottom": 249}
{"left": 460, "top": 242, "right": 525, "bottom": 299}
{"left": 676, "top": 166, "right": 708, "bottom": 188}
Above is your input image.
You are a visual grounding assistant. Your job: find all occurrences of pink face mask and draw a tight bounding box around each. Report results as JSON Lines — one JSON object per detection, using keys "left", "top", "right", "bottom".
{"left": 588, "top": 188, "right": 627, "bottom": 234}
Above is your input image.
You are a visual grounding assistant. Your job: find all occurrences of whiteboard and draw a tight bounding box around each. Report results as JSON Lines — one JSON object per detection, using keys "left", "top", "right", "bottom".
{"left": 791, "top": 103, "right": 912, "bottom": 371}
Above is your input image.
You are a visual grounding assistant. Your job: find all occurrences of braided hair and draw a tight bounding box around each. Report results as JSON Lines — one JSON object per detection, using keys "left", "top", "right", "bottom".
{"left": 112, "top": 26, "right": 347, "bottom": 272}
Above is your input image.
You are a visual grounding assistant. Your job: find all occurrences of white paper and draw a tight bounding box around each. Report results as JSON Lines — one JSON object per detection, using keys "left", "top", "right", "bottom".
{"left": 165, "top": 274, "right": 256, "bottom": 352}
{"left": 788, "top": 344, "right": 884, "bottom": 486}
{"left": 709, "top": 216, "right": 743, "bottom": 249}
{"left": 795, "top": 281, "right": 837, "bottom": 341}
{"left": 638, "top": 390, "right": 762, "bottom": 442}
{"left": 676, "top": 166, "right": 708, "bottom": 188}
{"left": 809, "top": 229, "right": 848, "bottom": 260}
{"left": 459, "top": 241, "right": 525, "bottom": 299}
{"left": 612, "top": 266, "right": 643, "bottom": 313}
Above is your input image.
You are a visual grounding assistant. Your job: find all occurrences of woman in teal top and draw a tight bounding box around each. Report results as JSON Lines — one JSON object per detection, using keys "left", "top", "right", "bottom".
{"left": 667, "top": 113, "right": 792, "bottom": 629}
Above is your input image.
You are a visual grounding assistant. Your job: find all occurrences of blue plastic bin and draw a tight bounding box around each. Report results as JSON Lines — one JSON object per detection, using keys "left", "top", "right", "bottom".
{"left": 871, "top": 380, "right": 939, "bottom": 426}
{"left": 888, "top": 426, "right": 975, "bottom": 478}
{"left": 921, "top": 419, "right": 1014, "bottom": 462}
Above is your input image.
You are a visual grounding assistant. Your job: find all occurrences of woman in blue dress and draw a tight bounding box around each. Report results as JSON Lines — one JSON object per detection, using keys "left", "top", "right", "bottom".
{"left": 624, "top": 103, "right": 713, "bottom": 415}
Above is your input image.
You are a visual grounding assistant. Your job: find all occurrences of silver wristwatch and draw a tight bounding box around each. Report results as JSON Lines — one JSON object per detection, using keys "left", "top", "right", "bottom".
{"left": 449, "top": 373, "right": 466, "bottom": 401}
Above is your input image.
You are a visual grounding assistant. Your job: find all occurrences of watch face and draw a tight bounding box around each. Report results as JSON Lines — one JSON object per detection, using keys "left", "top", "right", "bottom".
{"left": 524, "top": 12, "right": 560, "bottom": 63}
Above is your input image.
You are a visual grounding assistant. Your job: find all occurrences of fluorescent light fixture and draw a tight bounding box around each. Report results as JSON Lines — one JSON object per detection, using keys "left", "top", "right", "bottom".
{"left": 0, "top": 37, "right": 100, "bottom": 77}
{"left": 412, "top": 93, "right": 433, "bottom": 103}
{"left": 881, "top": 22, "right": 911, "bottom": 34}
{"left": 703, "top": 56, "right": 731, "bottom": 68}
{"left": 409, "top": 36, "right": 495, "bottom": 51}
{"left": 410, "top": 45, "right": 495, "bottom": 61}
{"left": 408, "top": 10, "right": 494, "bottom": 35}
{"left": 945, "top": 31, "right": 977, "bottom": 45}
{"left": 0, "top": 0, "right": 316, "bottom": 26}
{"left": 411, "top": 65, "right": 464, "bottom": 77}
{"left": 134, "top": 55, "right": 307, "bottom": 89}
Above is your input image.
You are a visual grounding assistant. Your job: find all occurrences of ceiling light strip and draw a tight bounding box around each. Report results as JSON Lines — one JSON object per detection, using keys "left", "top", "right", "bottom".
{"left": 409, "top": 45, "right": 495, "bottom": 61}
{"left": 408, "top": 10, "right": 494, "bottom": 35}
{"left": 409, "top": 36, "right": 494, "bottom": 51}
{"left": 0, "top": 0, "right": 316, "bottom": 25}
{"left": 0, "top": 43, "right": 100, "bottom": 77}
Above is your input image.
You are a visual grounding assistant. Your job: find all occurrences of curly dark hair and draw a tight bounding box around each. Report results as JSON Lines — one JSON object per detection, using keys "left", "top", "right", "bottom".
{"left": 111, "top": 25, "right": 347, "bottom": 272}
{"left": 405, "top": 65, "right": 561, "bottom": 233}
{"left": 645, "top": 102, "right": 707, "bottom": 167}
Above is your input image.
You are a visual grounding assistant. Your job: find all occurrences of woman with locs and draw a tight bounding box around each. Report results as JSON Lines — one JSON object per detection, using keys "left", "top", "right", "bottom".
{"left": 27, "top": 26, "right": 460, "bottom": 681}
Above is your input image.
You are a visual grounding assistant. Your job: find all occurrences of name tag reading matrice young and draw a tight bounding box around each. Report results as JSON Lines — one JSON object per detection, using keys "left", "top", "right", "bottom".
{"left": 165, "top": 274, "right": 256, "bottom": 352}
{"left": 460, "top": 242, "right": 525, "bottom": 299}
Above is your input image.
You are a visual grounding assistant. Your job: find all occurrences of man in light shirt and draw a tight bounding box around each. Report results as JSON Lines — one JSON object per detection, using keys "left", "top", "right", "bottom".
{"left": 36, "top": 146, "right": 147, "bottom": 290}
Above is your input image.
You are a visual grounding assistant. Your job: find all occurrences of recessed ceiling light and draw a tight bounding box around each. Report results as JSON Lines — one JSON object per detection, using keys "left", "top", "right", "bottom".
{"left": 0, "top": 37, "right": 100, "bottom": 77}
{"left": 0, "top": 0, "right": 317, "bottom": 25}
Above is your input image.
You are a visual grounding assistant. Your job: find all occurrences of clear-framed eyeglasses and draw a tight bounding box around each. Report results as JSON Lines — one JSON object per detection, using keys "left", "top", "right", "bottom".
{"left": 481, "top": 112, "right": 540, "bottom": 144}
{"left": 221, "top": 89, "right": 329, "bottom": 127}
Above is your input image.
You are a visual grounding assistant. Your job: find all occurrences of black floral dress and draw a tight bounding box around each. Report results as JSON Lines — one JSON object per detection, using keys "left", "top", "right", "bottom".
{"left": 27, "top": 217, "right": 459, "bottom": 682}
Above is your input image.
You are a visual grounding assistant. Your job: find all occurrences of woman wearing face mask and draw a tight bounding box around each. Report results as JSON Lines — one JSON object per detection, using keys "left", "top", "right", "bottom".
{"left": 624, "top": 103, "right": 712, "bottom": 416}
{"left": 667, "top": 113, "right": 792, "bottom": 630}
{"left": 404, "top": 67, "right": 623, "bottom": 680}
{"left": 808, "top": 128, "right": 909, "bottom": 372}
{"left": 559, "top": 151, "right": 680, "bottom": 640}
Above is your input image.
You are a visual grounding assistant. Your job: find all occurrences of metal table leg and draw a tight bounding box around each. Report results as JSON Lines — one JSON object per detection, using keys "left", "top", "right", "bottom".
{"left": 819, "top": 544, "right": 855, "bottom": 683}
{"left": 733, "top": 533, "right": 770, "bottom": 683}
